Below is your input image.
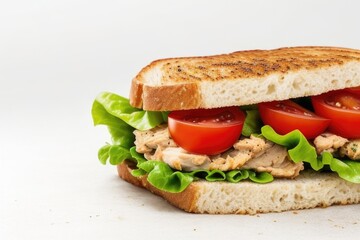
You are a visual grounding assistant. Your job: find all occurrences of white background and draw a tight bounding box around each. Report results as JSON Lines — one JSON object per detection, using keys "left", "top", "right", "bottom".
{"left": 1, "top": 0, "right": 360, "bottom": 239}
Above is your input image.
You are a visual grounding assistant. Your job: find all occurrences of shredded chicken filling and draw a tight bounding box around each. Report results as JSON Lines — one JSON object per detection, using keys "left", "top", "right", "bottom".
{"left": 314, "top": 133, "right": 360, "bottom": 160}
{"left": 134, "top": 125, "right": 304, "bottom": 178}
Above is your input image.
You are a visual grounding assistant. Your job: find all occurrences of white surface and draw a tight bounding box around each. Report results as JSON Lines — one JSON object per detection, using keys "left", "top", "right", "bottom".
{"left": 1, "top": 1, "right": 360, "bottom": 239}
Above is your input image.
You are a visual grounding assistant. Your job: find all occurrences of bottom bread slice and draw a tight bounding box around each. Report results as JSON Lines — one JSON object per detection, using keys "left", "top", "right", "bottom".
{"left": 117, "top": 161, "right": 360, "bottom": 214}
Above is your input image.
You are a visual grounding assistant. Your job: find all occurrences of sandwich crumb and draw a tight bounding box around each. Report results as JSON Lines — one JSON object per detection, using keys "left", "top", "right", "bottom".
{"left": 292, "top": 211, "right": 298, "bottom": 215}
{"left": 333, "top": 224, "right": 345, "bottom": 229}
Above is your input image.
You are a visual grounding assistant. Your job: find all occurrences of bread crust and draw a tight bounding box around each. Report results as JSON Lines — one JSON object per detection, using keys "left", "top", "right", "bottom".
{"left": 141, "top": 83, "right": 201, "bottom": 110}
{"left": 118, "top": 161, "right": 360, "bottom": 214}
{"left": 118, "top": 161, "right": 199, "bottom": 212}
{"left": 129, "top": 80, "right": 143, "bottom": 109}
{"left": 130, "top": 46, "right": 360, "bottom": 111}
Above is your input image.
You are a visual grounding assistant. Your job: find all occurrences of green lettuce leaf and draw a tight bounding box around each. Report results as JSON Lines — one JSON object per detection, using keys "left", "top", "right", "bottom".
{"left": 226, "top": 170, "right": 249, "bottom": 182}
{"left": 188, "top": 169, "right": 227, "bottom": 181}
{"left": 242, "top": 109, "right": 263, "bottom": 137}
{"left": 261, "top": 125, "right": 360, "bottom": 183}
{"left": 248, "top": 171, "right": 274, "bottom": 183}
{"left": 92, "top": 100, "right": 134, "bottom": 147}
{"left": 96, "top": 144, "right": 133, "bottom": 165}
{"left": 226, "top": 169, "right": 273, "bottom": 183}
{"left": 98, "top": 144, "right": 111, "bottom": 165}
{"left": 322, "top": 152, "right": 360, "bottom": 183}
{"left": 136, "top": 160, "right": 194, "bottom": 193}
{"left": 94, "top": 92, "right": 166, "bottom": 130}
{"left": 108, "top": 145, "right": 132, "bottom": 165}
{"left": 129, "top": 146, "right": 147, "bottom": 165}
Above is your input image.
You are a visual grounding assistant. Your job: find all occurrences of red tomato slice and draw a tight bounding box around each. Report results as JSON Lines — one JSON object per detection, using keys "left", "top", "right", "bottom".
{"left": 312, "top": 91, "right": 360, "bottom": 138}
{"left": 168, "top": 107, "right": 245, "bottom": 155}
{"left": 345, "top": 86, "right": 360, "bottom": 95}
{"left": 258, "top": 100, "right": 330, "bottom": 139}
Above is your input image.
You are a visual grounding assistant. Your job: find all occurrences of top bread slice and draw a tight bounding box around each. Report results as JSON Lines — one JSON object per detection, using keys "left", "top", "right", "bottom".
{"left": 130, "top": 46, "right": 360, "bottom": 111}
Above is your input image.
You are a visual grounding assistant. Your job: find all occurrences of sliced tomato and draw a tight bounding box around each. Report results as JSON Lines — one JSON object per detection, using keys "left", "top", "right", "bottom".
{"left": 168, "top": 107, "right": 245, "bottom": 155}
{"left": 345, "top": 86, "right": 360, "bottom": 95}
{"left": 312, "top": 91, "right": 360, "bottom": 138}
{"left": 258, "top": 100, "right": 330, "bottom": 139}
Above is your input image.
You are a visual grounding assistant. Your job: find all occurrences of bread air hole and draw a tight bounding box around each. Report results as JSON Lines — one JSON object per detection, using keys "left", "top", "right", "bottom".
{"left": 280, "top": 76, "right": 285, "bottom": 82}
{"left": 340, "top": 188, "right": 349, "bottom": 194}
{"left": 292, "top": 80, "right": 301, "bottom": 90}
{"left": 294, "top": 194, "right": 303, "bottom": 201}
{"left": 267, "top": 84, "right": 276, "bottom": 94}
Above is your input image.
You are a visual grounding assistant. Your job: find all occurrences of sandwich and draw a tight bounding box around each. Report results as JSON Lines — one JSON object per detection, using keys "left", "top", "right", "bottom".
{"left": 92, "top": 46, "right": 360, "bottom": 214}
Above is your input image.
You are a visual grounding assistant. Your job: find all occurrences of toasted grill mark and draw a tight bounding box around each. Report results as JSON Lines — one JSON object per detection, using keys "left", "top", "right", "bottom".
{"left": 241, "top": 67, "right": 254, "bottom": 73}
{"left": 189, "top": 74, "right": 201, "bottom": 80}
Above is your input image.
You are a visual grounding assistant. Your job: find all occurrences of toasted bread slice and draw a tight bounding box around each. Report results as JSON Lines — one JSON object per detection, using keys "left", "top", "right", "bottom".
{"left": 130, "top": 46, "right": 360, "bottom": 111}
{"left": 118, "top": 161, "right": 360, "bottom": 214}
